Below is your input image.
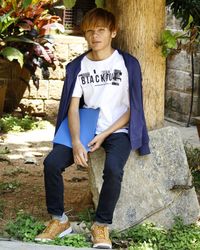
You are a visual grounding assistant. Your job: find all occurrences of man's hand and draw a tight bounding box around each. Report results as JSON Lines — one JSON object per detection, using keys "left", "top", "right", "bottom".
{"left": 88, "top": 133, "right": 107, "bottom": 152}
{"left": 68, "top": 97, "right": 88, "bottom": 167}
{"left": 73, "top": 142, "right": 88, "bottom": 167}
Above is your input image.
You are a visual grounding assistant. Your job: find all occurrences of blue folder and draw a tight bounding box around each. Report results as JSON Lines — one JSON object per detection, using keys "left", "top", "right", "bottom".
{"left": 53, "top": 108, "right": 100, "bottom": 152}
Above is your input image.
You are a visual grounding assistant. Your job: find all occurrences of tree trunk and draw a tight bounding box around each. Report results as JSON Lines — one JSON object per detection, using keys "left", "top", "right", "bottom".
{"left": 106, "top": 0, "right": 166, "bottom": 129}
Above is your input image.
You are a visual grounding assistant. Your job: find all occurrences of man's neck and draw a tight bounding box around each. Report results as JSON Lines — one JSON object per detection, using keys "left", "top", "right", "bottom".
{"left": 88, "top": 48, "right": 115, "bottom": 61}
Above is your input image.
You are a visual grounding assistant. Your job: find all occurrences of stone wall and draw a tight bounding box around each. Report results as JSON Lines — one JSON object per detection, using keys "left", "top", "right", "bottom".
{"left": 165, "top": 9, "right": 200, "bottom": 123}
{"left": 19, "top": 35, "right": 88, "bottom": 124}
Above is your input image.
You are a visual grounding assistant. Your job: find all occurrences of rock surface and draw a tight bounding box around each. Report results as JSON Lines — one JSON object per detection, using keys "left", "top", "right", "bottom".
{"left": 89, "top": 126, "right": 200, "bottom": 229}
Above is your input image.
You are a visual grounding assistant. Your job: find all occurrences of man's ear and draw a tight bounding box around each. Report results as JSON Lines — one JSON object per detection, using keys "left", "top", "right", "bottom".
{"left": 111, "top": 30, "right": 117, "bottom": 38}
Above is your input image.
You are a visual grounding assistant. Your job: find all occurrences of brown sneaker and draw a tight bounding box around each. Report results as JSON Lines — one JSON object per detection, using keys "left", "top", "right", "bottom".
{"left": 35, "top": 219, "right": 72, "bottom": 242}
{"left": 91, "top": 223, "right": 112, "bottom": 249}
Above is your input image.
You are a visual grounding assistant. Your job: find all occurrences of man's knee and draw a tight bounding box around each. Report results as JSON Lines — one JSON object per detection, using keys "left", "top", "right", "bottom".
{"left": 103, "top": 160, "right": 124, "bottom": 182}
{"left": 43, "top": 152, "right": 60, "bottom": 175}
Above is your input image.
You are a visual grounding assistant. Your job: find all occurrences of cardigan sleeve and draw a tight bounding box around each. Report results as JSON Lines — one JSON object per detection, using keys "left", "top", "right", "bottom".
{"left": 55, "top": 63, "right": 71, "bottom": 134}
{"left": 132, "top": 58, "right": 150, "bottom": 155}
{"left": 136, "top": 61, "right": 150, "bottom": 155}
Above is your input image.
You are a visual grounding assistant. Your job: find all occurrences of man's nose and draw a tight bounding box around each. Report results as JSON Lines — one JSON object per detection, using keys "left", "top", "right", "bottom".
{"left": 92, "top": 30, "right": 99, "bottom": 36}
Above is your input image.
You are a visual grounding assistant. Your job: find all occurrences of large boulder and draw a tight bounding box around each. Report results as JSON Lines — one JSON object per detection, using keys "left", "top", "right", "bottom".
{"left": 88, "top": 126, "right": 200, "bottom": 229}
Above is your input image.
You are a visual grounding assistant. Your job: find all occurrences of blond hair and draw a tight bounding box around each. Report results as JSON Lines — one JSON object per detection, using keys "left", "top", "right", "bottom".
{"left": 81, "top": 8, "right": 117, "bottom": 33}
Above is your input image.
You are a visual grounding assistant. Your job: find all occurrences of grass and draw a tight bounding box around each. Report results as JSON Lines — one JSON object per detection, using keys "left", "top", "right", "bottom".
{"left": 78, "top": 208, "right": 95, "bottom": 221}
{"left": 184, "top": 143, "right": 200, "bottom": 194}
{"left": 0, "top": 181, "right": 21, "bottom": 193}
{"left": 193, "top": 171, "right": 200, "bottom": 191}
{"left": 0, "top": 199, "right": 5, "bottom": 218}
{"left": 111, "top": 217, "right": 200, "bottom": 249}
{"left": 0, "top": 115, "right": 48, "bottom": 133}
{"left": 5, "top": 211, "right": 45, "bottom": 242}
{"left": 3, "top": 167, "right": 29, "bottom": 177}
{"left": 5, "top": 211, "right": 91, "bottom": 247}
{"left": 49, "top": 234, "right": 91, "bottom": 248}
{"left": 184, "top": 143, "right": 200, "bottom": 172}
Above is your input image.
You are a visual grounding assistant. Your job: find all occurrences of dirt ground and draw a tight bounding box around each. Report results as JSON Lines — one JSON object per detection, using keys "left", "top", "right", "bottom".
{"left": 0, "top": 123, "right": 93, "bottom": 234}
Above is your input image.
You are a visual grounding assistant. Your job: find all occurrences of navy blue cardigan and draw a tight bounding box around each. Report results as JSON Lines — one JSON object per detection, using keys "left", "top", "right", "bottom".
{"left": 55, "top": 49, "right": 150, "bottom": 156}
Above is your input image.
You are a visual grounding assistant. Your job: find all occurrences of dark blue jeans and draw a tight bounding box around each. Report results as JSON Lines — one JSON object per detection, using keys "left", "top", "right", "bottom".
{"left": 44, "top": 132, "right": 131, "bottom": 224}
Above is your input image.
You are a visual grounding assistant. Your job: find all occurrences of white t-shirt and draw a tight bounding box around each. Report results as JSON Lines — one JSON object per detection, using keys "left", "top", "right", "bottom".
{"left": 72, "top": 50, "right": 129, "bottom": 134}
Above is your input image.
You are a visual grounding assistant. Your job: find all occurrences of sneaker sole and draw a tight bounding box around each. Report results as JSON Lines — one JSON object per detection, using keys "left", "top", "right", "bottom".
{"left": 91, "top": 236, "right": 112, "bottom": 249}
{"left": 35, "top": 226, "right": 73, "bottom": 242}
{"left": 93, "top": 243, "right": 112, "bottom": 249}
{"left": 35, "top": 238, "right": 52, "bottom": 243}
{"left": 58, "top": 226, "right": 73, "bottom": 237}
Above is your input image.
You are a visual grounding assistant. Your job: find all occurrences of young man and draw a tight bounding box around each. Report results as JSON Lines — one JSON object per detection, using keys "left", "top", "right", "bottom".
{"left": 35, "top": 8, "right": 150, "bottom": 249}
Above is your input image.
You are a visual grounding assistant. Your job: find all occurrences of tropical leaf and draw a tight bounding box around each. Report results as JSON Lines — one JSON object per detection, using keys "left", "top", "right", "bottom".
{"left": 42, "top": 22, "right": 65, "bottom": 33}
{"left": 4, "top": 36, "right": 39, "bottom": 45}
{"left": 166, "top": 0, "right": 200, "bottom": 29}
{"left": 0, "top": 0, "right": 60, "bottom": 89}
{"left": 0, "top": 12, "right": 16, "bottom": 34}
{"left": 0, "top": 47, "right": 24, "bottom": 67}
{"left": 63, "top": 0, "right": 76, "bottom": 9}
{"left": 18, "top": 22, "right": 32, "bottom": 31}
{"left": 0, "top": 0, "right": 7, "bottom": 8}
{"left": 63, "top": 0, "right": 104, "bottom": 8}
{"left": 184, "top": 15, "right": 194, "bottom": 31}
{"left": 34, "top": 44, "right": 52, "bottom": 63}
{"left": 10, "top": 0, "right": 17, "bottom": 11}
{"left": 161, "top": 30, "right": 177, "bottom": 49}
{"left": 95, "top": 0, "right": 104, "bottom": 7}
{"left": 22, "top": 0, "right": 33, "bottom": 9}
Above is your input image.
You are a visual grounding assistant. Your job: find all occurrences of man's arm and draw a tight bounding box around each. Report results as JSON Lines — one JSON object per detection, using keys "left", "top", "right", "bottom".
{"left": 68, "top": 97, "right": 88, "bottom": 167}
{"left": 88, "top": 108, "right": 130, "bottom": 152}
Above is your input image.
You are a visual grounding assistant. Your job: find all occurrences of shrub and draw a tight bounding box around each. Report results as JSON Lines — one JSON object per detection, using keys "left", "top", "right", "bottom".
{"left": 0, "top": 115, "right": 47, "bottom": 132}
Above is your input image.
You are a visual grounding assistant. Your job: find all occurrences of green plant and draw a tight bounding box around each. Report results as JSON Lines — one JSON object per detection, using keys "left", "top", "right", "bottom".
{"left": 5, "top": 211, "right": 91, "bottom": 247}
{"left": 3, "top": 167, "right": 29, "bottom": 176}
{"left": 0, "top": 0, "right": 64, "bottom": 88}
{"left": 162, "top": 0, "right": 200, "bottom": 57}
{"left": 0, "top": 181, "right": 21, "bottom": 193}
{"left": 111, "top": 217, "right": 200, "bottom": 250}
{"left": 129, "top": 242, "right": 154, "bottom": 250}
{"left": 5, "top": 211, "right": 45, "bottom": 241}
{"left": 166, "top": 0, "right": 200, "bottom": 29}
{"left": 3, "top": 167, "right": 28, "bottom": 176}
{"left": 5, "top": 212, "right": 200, "bottom": 249}
{"left": 78, "top": 208, "right": 95, "bottom": 223}
{"left": 0, "top": 199, "right": 5, "bottom": 218}
{"left": 193, "top": 171, "right": 200, "bottom": 192}
{"left": 50, "top": 234, "right": 91, "bottom": 248}
{"left": 0, "top": 115, "right": 47, "bottom": 132}
{"left": 184, "top": 143, "right": 200, "bottom": 193}
{"left": 77, "top": 208, "right": 95, "bottom": 229}
{"left": 63, "top": 0, "right": 104, "bottom": 8}
{"left": 161, "top": 15, "right": 199, "bottom": 57}
{"left": 184, "top": 143, "right": 200, "bottom": 172}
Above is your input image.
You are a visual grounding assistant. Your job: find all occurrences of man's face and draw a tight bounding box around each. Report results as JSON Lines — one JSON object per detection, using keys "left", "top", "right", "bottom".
{"left": 84, "top": 26, "right": 116, "bottom": 52}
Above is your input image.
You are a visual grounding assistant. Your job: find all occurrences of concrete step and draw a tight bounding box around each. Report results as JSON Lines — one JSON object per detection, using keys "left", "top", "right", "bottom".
{"left": 0, "top": 240, "right": 94, "bottom": 250}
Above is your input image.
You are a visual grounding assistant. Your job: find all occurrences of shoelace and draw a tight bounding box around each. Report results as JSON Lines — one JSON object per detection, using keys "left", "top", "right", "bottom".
{"left": 43, "top": 220, "right": 60, "bottom": 234}
{"left": 94, "top": 225, "right": 108, "bottom": 240}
